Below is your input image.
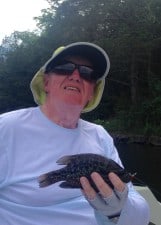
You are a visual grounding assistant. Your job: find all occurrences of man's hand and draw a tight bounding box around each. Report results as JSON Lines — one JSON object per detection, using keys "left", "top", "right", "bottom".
{"left": 80, "top": 172, "right": 128, "bottom": 217}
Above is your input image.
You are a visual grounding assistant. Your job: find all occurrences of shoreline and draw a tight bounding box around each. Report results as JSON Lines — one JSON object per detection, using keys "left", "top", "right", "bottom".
{"left": 111, "top": 133, "right": 161, "bottom": 146}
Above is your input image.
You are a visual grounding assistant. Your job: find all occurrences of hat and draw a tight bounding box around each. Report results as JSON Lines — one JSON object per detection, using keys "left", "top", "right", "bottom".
{"left": 30, "top": 42, "right": 110, "bottom": 113}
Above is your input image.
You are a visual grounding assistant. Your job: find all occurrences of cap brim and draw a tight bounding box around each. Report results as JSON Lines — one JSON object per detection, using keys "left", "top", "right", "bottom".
{"left": 44, "top": 42, "right": 110, "bottom": 81}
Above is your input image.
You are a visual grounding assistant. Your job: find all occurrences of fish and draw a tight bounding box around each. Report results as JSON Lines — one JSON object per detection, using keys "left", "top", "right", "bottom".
{"left": 38, "top": 153, "right": 132, "bottom": 192}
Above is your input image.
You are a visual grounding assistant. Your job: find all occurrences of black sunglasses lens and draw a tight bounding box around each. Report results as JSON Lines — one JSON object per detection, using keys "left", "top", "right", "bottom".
{"left": 79, "top": 66, "right": 94, "bottom": 81}
{"left": 53, "top": 63, "right": 75, "bottom": 75}
{"left": 52, "top": 62, "right": 96, "bottom": 81}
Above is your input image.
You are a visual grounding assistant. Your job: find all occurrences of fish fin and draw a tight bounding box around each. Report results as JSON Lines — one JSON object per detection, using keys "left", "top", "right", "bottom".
{"left": 38, "top": 174, "right": 52, "bottom": 187}
{"left": 59, "top": 181, "right": 80, "bottom": 189}
{"left": 56, "top": 155, "right": 77, "bottom": 165}
{"left": 38, "top": 171, "right": 57, "bottom": 188}
{"left": 60, "top": 182, "right": 74, "bottom": 188}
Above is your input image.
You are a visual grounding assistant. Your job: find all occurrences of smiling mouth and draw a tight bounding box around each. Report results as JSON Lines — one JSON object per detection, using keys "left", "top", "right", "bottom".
{"left": 64, "top": 86, "right": 80, "bottom": 92}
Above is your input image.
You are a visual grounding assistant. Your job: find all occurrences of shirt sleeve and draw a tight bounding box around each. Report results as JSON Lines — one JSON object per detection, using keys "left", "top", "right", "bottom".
{"left": 94, "top": 126, "right": 150, "bottom": 225}
{"left": 0, "top": 149, "right": 8, "bottom": 186}
{"left": 0, "top": 117, "right": 8, "bottom": 187}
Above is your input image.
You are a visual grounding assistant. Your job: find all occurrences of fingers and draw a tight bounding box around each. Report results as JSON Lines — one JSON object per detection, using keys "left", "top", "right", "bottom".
{"left": 91, "top": 172, "right": 113, "bottom": 198}
{"left": 80, "top": 172, "right": 128, "bottom": 217}
{"left": 80, "top": 172, "right": 126, "bottom": 199}
{"left": 108, "top": 172, "right": 126, "bottom": 193}
{"left": 80, "top": 176, "right": 96, "bottom": 200}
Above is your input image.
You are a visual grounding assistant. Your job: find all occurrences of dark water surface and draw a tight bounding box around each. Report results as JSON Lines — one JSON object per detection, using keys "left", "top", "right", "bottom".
{"left": 116, "top": 143, "right": 161, "bottom": 202}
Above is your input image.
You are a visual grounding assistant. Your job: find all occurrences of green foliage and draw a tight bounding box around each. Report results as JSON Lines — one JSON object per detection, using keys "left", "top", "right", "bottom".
{"left": 0, "top": 0, "right": 161, "bottom": 136}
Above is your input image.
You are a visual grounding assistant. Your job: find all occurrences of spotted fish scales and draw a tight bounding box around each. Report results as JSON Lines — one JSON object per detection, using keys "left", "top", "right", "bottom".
{"left": 38, "top": 153, "right": 132, "bottom": 191}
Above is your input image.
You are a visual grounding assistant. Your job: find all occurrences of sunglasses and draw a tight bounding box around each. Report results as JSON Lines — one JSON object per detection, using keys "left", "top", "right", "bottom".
{"left": 48, "top": 61, "right": 98, "bottom": 82}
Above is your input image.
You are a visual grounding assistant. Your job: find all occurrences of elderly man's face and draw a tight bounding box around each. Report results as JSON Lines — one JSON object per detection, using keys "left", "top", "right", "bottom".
{"left": 43, "top": 56, "right": 96, "bottom": 110}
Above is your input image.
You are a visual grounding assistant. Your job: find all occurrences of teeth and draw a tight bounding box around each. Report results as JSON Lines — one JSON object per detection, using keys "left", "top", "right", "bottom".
{"left": 65, "top": 86, "right": 80, "bottom": 92}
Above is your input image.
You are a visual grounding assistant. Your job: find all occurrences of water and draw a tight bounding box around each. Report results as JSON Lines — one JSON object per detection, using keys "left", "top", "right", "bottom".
{"left": 116, "top": 143, "right": 161, "bottom": 202}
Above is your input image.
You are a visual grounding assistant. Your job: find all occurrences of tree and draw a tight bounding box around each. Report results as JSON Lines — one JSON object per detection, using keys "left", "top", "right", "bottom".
{"left": 0, "top": 0, "right": 161, "bottom": 135}
{"left": 0, "top": 31, "right": 41, "bottom": 111}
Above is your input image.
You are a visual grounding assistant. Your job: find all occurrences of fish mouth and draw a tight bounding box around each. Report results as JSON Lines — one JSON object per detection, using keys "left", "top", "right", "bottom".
{"left": 64, "top": 86, "right": 80, "bottom": 93}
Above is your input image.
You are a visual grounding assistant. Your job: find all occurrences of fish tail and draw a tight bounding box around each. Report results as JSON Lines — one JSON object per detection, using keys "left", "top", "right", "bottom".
{"left": 38, "top": 171, "right": 60, "bottom": 188}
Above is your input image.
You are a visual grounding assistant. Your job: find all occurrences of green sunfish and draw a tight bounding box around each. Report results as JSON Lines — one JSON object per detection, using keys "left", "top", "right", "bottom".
{"left": 38, "top": 153, "right": 132, "bottom": 191}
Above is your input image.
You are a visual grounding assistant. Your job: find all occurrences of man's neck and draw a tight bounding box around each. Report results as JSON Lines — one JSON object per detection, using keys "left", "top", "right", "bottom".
{"left": 40, "top": 102, "right": 82, "bottom": 129}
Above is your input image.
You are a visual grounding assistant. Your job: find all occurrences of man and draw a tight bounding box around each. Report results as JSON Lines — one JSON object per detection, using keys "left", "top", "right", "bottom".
{"left": 0, "top": 42, "right": 149, "bottom": 224}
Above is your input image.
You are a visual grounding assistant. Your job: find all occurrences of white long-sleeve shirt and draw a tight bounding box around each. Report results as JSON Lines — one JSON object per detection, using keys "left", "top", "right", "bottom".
{"left": 0, "top": 107, "right": 150, "bottom": 225}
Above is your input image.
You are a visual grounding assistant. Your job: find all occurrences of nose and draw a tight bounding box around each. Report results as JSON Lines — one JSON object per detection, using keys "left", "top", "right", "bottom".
{"left": 68, "top": 69, "right": 81, "bottom": 82}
